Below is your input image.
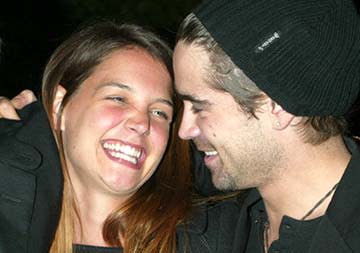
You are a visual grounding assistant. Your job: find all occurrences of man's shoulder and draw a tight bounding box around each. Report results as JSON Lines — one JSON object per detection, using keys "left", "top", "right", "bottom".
{"left": 0, "top": 101, "right": 62, "bottom": 253}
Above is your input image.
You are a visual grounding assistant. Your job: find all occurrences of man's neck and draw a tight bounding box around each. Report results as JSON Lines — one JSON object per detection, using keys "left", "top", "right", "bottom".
{"left": 258, "top": 136, "right": 350, "bottom": 244}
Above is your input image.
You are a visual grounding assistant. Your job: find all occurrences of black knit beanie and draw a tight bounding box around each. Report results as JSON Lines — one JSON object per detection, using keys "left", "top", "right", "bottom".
{"left": 194, "top": 0, "right": 360, "bottom": 116}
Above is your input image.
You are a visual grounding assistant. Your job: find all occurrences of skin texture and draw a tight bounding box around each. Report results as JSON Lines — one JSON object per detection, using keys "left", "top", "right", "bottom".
{"left": 173, "top": 41, "right": 284, "bottom": 191}
{"left": 55, "top": 47, "right": 173, "bottom": 203}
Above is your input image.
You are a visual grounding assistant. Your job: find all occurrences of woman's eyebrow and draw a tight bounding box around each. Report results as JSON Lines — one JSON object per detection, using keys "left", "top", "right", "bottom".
{"left": 94, "top": 82, "right": 173, "bottom": 108}
{"left": 156, "top": 98, "right": 174, "bottom": 108}
{"left": 94, "top": 82, "right": 131, "bottom": 93}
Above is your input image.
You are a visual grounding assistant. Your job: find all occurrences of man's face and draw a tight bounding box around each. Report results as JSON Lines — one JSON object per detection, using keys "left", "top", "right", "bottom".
{"left": 173, "top": 41, "right": 284, "bottom": 190}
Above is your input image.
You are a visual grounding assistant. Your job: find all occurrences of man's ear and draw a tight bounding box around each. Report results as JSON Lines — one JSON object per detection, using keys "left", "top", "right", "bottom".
{"left": 52, "top": 85, "right": 67, "bottom": 131}
{"left": 267, "top": 100, "right": 295, "bottom": 130}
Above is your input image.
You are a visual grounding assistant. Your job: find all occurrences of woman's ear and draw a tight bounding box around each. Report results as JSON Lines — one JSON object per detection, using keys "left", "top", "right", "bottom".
{"left": 52, "top": 85, "right": 67, "bottom": 131}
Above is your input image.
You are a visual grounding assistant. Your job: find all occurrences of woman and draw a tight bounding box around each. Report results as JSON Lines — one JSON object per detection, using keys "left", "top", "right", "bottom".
{"left": 48, "top": 21, "right": 195, "bottom": 253}
{"left": 4, "top": 21, "right": 192, "bottom": 253}
{"left": 0, "top": 20, "right": 242, "bottom": 253}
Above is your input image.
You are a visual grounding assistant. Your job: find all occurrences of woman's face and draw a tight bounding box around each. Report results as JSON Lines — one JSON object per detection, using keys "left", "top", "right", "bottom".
{"left": 56, "top": 47, "right": 173, "bottom": 199}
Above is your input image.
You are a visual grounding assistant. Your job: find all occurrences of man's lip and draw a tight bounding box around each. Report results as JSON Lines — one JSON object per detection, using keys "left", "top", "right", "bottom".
{"left": 204, "top": 152, "right": 218, "bottom": 167}
{"left": 204, "top": 150, "right": 218, "bottom": 156}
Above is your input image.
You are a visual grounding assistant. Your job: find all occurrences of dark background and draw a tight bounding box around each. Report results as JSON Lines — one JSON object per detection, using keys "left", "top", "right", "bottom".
{"left": 0, "top": 0, "right": 200, "bottom": 97}
{"left": 0, "top": 0, "right": 359, "bottom": 135}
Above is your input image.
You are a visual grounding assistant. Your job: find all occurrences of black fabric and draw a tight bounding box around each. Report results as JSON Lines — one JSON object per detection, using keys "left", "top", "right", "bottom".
{"left": 0, "top": 102, "right": 63, "bottom": 253}
{"left": 268, "top": 216, "right": 320, "bottom": 253}
{"left": 191, "top": 143, "right": 220, "bottom": 196}
{"left": 74, "top": 244, "right": 122, "bottom": 253}
{"left": 246, "top": 199, "right": 321, "bottom": 253}
{"left": 177, "top": 197, "right": 242, "bottom": 253}
{"left": 232, "top": 137, "right": 360, "bottom": 253}
{"left": 194, "top": 0, "right": 360, "bottom": 116}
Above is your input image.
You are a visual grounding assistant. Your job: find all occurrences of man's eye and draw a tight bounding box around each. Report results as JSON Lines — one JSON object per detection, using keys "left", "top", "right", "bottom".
{"left": 191, "top": 105, "right": 203, "bottom": 113}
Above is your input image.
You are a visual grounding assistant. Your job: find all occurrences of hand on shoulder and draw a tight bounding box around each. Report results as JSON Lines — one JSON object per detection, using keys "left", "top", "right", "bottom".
{"left": 0, "top": 89, "right": 37, "bottom": 120}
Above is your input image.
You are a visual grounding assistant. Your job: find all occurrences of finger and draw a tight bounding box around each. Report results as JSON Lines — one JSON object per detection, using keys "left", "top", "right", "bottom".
{"left": 0, "top": 97, "right": 20, "bottom": 120}
{"left": 11, "top": 89, "right": 37, "bottom": 109}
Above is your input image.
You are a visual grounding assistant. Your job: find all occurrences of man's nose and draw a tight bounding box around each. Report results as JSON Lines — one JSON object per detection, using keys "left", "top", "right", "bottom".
{"left": 178, "top": 103, "right": 200, "bottom": 140}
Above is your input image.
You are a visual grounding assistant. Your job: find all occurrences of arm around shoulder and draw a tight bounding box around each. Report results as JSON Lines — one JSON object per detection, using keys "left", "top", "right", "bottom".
{"left": 0, "top": 101, "right": 63, "bottom": 253}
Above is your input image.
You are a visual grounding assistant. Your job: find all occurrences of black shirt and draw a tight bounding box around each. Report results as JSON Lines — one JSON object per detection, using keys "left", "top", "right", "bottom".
{"left": 246, "top": 200, "right": 322, "bottom": 253}
{"left": 74, "top": 244, "right": 122, "bottom": 253}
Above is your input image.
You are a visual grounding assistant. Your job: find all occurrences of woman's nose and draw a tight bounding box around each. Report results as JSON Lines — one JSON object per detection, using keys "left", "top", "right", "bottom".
{"left": 126, "top": 110, "right": 150, "bottom": 136}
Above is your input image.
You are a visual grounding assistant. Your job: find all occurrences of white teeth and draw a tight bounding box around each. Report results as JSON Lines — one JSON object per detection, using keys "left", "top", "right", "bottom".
{"left": 103, "top": 142, "right": 142, "bottom": 158}
{"left": 109, "top": 151, "right": 137, "bottom": 164}
{"left": 205, "top": 150, "right": 218, "bottom": 156}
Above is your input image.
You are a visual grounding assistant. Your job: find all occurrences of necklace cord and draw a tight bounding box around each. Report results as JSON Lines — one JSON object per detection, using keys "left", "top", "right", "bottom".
{"left": 301, "top": 182, "right": 339, "bottom": 220}
{"left": 263, "top": 181, "right": 339, "bottom": 252}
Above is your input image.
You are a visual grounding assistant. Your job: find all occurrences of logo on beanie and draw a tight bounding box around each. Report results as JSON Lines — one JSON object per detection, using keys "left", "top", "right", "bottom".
{"left": 255, "top": 31, "right": 281, "bottom": 53}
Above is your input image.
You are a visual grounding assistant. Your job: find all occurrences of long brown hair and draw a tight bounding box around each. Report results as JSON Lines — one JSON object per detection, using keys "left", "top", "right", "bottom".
{"left": 42, "top": 21, "right": 192, "bottom": 253}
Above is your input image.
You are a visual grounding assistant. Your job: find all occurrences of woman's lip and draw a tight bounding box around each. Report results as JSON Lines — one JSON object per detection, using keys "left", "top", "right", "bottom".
{"left": 101, "top": 139, "right": 145, "bottom": 153}
{"left": 101, "top": 139, "right": 147, "bottom": 170}
{"left": 103, "top": 148, "right": 142, "bottom": 170}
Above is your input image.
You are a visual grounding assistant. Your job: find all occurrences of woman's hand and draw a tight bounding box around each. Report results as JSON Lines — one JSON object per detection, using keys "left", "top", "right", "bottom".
{"left": 0, "top": 90, "right": 37, "bottom": 120}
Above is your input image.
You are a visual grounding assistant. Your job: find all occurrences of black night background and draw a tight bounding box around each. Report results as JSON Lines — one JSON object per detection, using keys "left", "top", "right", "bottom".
{"left": 0, "top": 0, "right": 359, "bottom": 135}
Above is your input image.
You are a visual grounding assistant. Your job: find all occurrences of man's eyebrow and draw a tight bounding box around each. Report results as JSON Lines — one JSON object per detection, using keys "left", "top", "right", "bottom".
{"left": 177, "top": 93, "right": 209, "bottom": 105}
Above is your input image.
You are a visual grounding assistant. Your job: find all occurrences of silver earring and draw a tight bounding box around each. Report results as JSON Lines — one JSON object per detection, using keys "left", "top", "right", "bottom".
{"left": 276, "top": 121, "right": 281, "bottom": 128}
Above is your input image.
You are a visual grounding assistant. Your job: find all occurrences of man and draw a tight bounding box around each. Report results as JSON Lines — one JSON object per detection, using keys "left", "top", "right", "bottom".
{"left": 173, "top": 0, "right": 360, "bottom": 252}
{"left": 0, "top": 37, "right": 62, "bottom": 252}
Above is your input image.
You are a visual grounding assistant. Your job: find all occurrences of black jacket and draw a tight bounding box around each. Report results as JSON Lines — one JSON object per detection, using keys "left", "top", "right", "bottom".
{"left": 232, "top": 138, "right": 360, "bottom": 253}
{"left": 0, "top": 102, "right": 63, "bottom": 253}
{"left": 177, "top": 197, "right": 242, "bottom": 253}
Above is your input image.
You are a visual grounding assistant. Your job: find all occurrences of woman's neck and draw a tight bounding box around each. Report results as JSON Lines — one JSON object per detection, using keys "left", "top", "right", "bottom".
{"left": 73, "top": 186, "right": 127, "bottom": 246}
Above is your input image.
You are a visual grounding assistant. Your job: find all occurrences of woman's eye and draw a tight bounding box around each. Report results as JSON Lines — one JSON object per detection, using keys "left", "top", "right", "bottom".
{"left": 107, "top": 96, "right": 125, "bottom": 103}
{"left": 151, "top": 110, "right": 170, "bottom": 121}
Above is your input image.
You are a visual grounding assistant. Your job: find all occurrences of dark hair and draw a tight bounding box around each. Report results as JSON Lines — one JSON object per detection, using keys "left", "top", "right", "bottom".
{"left": 176, "top": 13, "right": 266, "bottom": 118}
{"left": 176, "top": 13, "right": 346, "bottom": 143}
{"left": 0, "top": 37, "right": 3, "bottom": 59}
{"left": 44, "top": 21, "right": 192, "bottom": 253}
